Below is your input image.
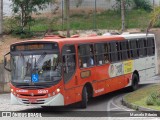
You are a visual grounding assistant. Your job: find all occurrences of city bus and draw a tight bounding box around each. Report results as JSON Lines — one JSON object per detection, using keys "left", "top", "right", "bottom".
{"left": 4, "top": 33, "right": 158, "bottom": 108}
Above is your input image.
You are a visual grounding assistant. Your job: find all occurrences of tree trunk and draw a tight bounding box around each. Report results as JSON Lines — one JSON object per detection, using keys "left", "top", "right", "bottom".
{"left": 121, "top": 0, "right": 125, "bottom": 32}
{"left": 0, "top": 0, "right": 3, "bottom": 35}
{"left": 64, "top": 0, "right": 70, "bottom": 37}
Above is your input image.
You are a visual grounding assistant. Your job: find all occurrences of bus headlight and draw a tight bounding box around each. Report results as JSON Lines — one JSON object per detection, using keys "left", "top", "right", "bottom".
{"left": 56, "top": 88, "right": 60, "bottom": 93}
{"left": 11, "top": 89, "right": 13, "bottom": 92}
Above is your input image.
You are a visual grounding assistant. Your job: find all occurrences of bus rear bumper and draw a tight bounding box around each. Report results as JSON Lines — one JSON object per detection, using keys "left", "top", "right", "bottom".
{"left": 11, "top": 93, "right": 64, "bottom": 106}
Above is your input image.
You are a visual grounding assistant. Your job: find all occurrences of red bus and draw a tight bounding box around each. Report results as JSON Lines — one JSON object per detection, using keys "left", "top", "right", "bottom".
{"left": 4, "top": 33, "right": 158, "bottom": 108}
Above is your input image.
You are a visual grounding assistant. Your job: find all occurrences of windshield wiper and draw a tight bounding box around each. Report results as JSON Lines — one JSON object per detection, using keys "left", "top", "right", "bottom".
{"left": 32, "top": 52, "right": 47, "bottom": 74}
{"left": 36, "top": 52, "right": 47, "bottom": 66}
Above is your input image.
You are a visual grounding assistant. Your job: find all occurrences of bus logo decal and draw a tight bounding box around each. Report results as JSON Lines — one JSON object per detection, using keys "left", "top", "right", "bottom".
{"left": 123, "top": 60, "right": 133, "bottom": 74}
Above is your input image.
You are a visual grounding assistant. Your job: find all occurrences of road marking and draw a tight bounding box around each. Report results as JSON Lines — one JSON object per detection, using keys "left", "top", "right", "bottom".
{"left": 110, "top": 98, "right": 131, "bottom": 111}
{"left": 107, "top": 94, "right": 132, "bottom": 111}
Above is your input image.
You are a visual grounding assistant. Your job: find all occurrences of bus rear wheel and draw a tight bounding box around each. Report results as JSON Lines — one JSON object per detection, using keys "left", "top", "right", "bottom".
{"left": 130, "top": 74, "right": 139, "bottom": 91}
{"left": 80, "top": 86, "right": 88, "bottom": 108}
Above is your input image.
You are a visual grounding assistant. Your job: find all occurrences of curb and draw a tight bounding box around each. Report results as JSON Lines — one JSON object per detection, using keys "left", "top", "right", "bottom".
{"left": 122, "top": 94, "right": 156, "bottom": 111}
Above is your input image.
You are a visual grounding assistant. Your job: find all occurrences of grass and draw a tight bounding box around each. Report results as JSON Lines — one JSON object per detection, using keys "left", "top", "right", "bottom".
{"left": 124, "top": 84, "right": 160, "bottom": 111}
{"left": 3, "top": 9, "right": 151, "bottom": 33}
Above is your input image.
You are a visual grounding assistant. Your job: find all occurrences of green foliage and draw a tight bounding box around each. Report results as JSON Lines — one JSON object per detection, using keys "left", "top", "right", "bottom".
{"left": 146, "top": 92, "right": 160, "bottom": 106}
{"left": 133, "top": 0, "right": 152, "bottom": 12}
{"left": 156, "top": 98, "right": 160, "bottom": 106}
{"left": 114, "top": 0, "right": 152, "bottom": 12}
{"left": 11, "top": 0, "right": 52, "bottom": 37}
{"left": 3, "top": 17, "right": 18, "bottom": 34}
{"left": 146, "top": 96, "right": 154, "bottom": 105}
{"left": 150, "top": 92, "right": 158, "bottom": 100}
{"left": 3, "top": 9, "right": 149, "bottom": 33}
{"left": 147, "top": 6, "right": 160, "bottom": 31}
{"left": 113, "top": 0, "right": 134, "bottom": 12}
{"left": 12, "top": 27, "right": 34, "bottom": 39}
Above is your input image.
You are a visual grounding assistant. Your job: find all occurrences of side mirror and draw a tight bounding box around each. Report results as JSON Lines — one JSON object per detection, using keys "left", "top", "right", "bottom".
{"left": 4, "top": 52, "right": 11, "bottom": 72}
{"left": 4, "top": 57, "right": 7, "bottom": 66}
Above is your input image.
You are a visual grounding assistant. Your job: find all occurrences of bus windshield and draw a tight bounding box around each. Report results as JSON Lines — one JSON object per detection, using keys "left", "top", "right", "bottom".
{"left": 11, "top": 52, "right": 61, "bottom": 85}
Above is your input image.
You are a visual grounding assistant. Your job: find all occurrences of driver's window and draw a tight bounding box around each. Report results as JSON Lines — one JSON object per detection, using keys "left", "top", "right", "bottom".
{"left": 62, "top": 45, "right": 76, "bottom": 83}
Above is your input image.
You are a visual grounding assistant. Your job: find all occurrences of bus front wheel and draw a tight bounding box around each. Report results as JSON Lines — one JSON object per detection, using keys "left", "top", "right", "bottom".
{"left": 80, "top": 86, "right": 88, "bottom": 108}
{"left": 130, "top": 74, "right": 139, "bottom": 91}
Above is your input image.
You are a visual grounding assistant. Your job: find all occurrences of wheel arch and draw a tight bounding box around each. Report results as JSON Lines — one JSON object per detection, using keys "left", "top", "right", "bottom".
{"left": 132, "top": 70, "right": 139, "bottom": 82}
{"left": 83, "top": 82, "right": 93, "bottom": 98}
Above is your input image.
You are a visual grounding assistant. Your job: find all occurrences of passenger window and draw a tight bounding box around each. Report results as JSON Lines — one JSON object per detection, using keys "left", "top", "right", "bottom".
{"left": 104, "top": 43, "right": 110, "bottom": 63}
{"left": 147, "top": 38, "right": 155, "bottom": 56}
{"left": 95, "top": 43, "right": 109, "bottom": 65}
{"left": 109, "top": 42, "right": 118, "bottom": 62}
{"left": 120, "top": 41, "right": 129, "bottom": 60}
{"left": 78, "top": 44, "right": 95, "bottom": 68}
{"left": 137, "top": 39, "right": 146, "bottom": 57}
{"left": 62, "top": 45, "right": 76, "bottom": 83}
{"left": 129, "top": 40, "right": 138, "bottom": 59}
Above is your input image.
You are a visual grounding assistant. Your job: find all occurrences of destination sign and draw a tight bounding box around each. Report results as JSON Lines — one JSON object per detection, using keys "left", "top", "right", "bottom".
{"left": 11, "top": 43, "right": 58, "bottom": 51}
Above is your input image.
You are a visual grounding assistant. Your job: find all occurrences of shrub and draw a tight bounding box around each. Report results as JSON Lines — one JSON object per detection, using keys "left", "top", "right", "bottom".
{"left": 156, "top": 98, "right": 160, "bottom": 106}
{"left": 146, "top": 92, "right": 160, "bottom": 106}
{"left": 146, "top": 96, "right": 154, "bottom": 105}
{"left": 133, "top": 0, "right": 152, "bottom": 12}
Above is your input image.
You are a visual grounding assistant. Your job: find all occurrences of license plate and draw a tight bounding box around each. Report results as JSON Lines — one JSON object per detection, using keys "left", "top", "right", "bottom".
{"left": 29, "top": 99, "right": 37, "bottom": 103}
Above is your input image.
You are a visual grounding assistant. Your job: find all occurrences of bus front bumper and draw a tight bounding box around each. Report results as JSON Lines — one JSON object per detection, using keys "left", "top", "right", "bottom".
{"left": 11, "top": 93, "right": 64, "bottom": 106}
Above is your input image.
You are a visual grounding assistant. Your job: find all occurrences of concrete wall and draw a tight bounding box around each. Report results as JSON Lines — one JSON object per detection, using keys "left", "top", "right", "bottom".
{"left": 0, "top": 63, "right": 11, "bottom": 93}
{"left": 3, "top": 0, "right": 160, "bottom": 16}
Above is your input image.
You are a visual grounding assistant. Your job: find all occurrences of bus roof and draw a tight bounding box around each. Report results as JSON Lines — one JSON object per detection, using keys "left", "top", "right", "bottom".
{"left": 12, "top": 35, "right": 124, "bottom": 45}
{"left": 120, "top": 33, "right": 155, "bottom": 39}
{"left": 12, "top": 33, "right": 155, "bottom": 46}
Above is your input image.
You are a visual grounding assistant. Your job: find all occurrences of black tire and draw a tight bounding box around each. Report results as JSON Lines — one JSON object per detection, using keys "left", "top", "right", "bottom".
{"left": 130, "top": 74, "right": 139, "bottom": 91}
{"left": 80, "top": 86, "right": 88, "bottom": 108}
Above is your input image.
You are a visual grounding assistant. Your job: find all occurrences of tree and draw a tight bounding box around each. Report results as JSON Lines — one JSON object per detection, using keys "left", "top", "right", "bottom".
{"left": 64, "top": 0, "right": 70, "bottom": 37}
{"left": 121, "top": 0, "right": 125, "bottom": 32}
{"left": 0, "top": 0, "right": 3, "bottom": 35}
{"left": 147, "top": 7, "right": 160, "bottom": 34}
{"left": 11, "top": 0, "right": 52, "bottom": 33}
{"left": 133, "top": 0, "right": 152, "bottom": 12}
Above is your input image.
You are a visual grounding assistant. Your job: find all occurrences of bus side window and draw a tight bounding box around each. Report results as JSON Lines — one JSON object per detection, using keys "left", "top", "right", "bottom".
{"left": 62, "top": 45, "right": 76, "bottom": 83}
{"left": 104, "top": 43, "right": 110, "bottom": 63}
{"left": 78, "top": 44, "right": 95, "bottom": 68}
{"left": 120, "top": 41, "right": 129, "bottom": 61}
{"left": 138, "top": 39, "right": 146, "bottom": 57}
{"left": 147, "top": 37, "right": 155, "bottom": 56}
{"left": 109, "top": 42, "right": 118, "bottom": 62}
{"left": 95, "top": 43, "right": 105, "bottom": 65}
{"left": 129, "top": 40, "right": 138, "bottom": 59}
